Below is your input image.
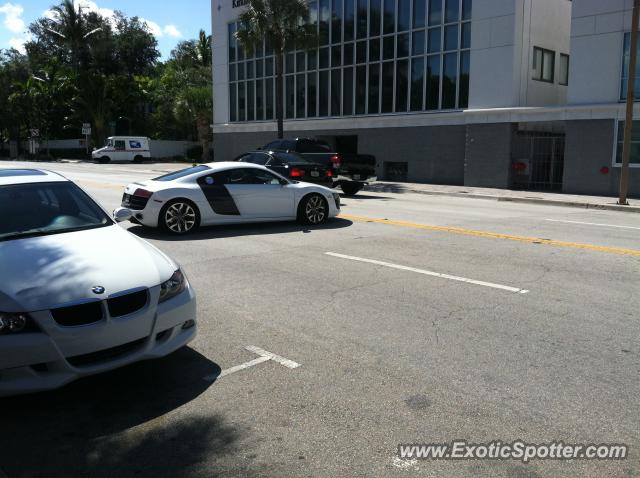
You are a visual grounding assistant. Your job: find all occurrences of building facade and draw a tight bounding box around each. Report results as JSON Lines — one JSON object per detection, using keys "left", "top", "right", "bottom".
{"left": 211, "top": 0, "right": 638, "bottom": 197}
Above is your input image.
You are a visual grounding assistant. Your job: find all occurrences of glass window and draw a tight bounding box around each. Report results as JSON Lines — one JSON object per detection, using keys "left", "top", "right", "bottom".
{"left": 320, "top": 0, "right": 330, "bottom": 45}
{"left": 428, "top": 27, "right": 441, "bottom": 53}
{"left": 343, "top": 67, "right": 354, "bottom": 115}
{"left": 381, "top": 61, "right": 394, "bottom": 112}
{"left": 285, "top": 76, "right": 294, "bottom": 118}
{"left": 332, "top": 0, "right": 343, "bottom": 43}
{"left": 332, "top": 45, "right": 342, "bottom": 66}
{"left": 319, "top": 47, "right": 330, "bottom": 68}
{"left": 256, "top": 58, "right": 263, "bottom": 77}
{"left": 559, "top": 53, "right": 569, "bottom": 86}
{"left": 286, "top": 53, "right": 294, "bottom": 74}
{"left": 428, "top": 0, "right": 442, "bottom": 26}
{"left": 461, "top": 22, "right": 471, "bottom": 49}
{"left": 356, "top": 65, "right": 367, "bottom": 113}
{"left": 615, "top": 121, "right": 640, "bottom": 164}
{"left": 154, "top": 165, "right": 211, "bottom": 181}
{"left": 228, "top": 23, "right": 236, "bottom": 62}
{"left": 370, "top": 37, "right": 381, "bottom": 61}
{"left": 357, "top": 0, "right": 368, "bottom": 38}
{"left": 256, "top": 79, "right": 264, "bottom": 119}
{"left": 319, "top": 70, "right": 329, "bottom": 116}
{"left": 462, "top": 0, "right": 472, "bottom": 21}
{"left": 229, "top": 64, "right": 236, "bottom": 81}
{"left": 384, "top": 0, "right": 395, "bottom": 34}
{"left": 247, "top": 80, "right": 255, "bottom": 120}
{"left": 266, "top": 78, "right": 274, "bottom": 119}
{"left": 444, "top": 24, "right": 458, "bottom": 51}
{"left": 308, "top": 72, "right": 317, "bottom": 116}
{"left": 265, "top": 57, "right": 274, "bottom": 76}
{"left": 238, "top": 153, "right": 270, "bottom": 165}
{"left": 459, "top": 50, "right": 469, "bottom": 108}
{"left": 237, "top": 62, "right": 245, "bottom": 80}
{"left": 410, "top": 57, "right": 424, "bottom": 111}
{"left": 442, "top": 52, "right": 457, "bottom": 108}
{"left": 296, "top": 73, "right": 306, "bottom": 117}
{"left": 114, "top": 140, "right": 125, "bottom": 151}
{"left": 368, "top": 63, "right": 380, "bottom": 113}
{"left": 357, "top": 40, "right": 367, "bottom": 63}
{"left": 397, "top": 33, "right": 409, "bottom": 57}
{"left": 331, "top": 68, "right": 342, "bottom": 115}
{"left": 398, "top": 0, "right": 410, "bottom": 32}
{"left": 395, "top": 59, "right": 409, "bottom": 111}
{"left": 445, "top": 0, "right": 459, "bottom": 23}
{"left": 426, "top": 54, "right": 440, "bottom": 109}
{"left": 0, "top": 182, "right": 111, "bottom": 241}
{"left": 412, "top": 30, "right": 425, "bottom": 56}
{"left": 532, "top": 46, "right": 554, "bottom": 82}
{"left": 620, "top": 32, "right": 640, "bottom": 100}
{"left": 413, "top": 0, "right": 425, "bottom": 28}
{"left": 370, "top": 0, "right": 381, "bottom": 36}
{"left": 308, "top": 50, "right": 317, "bottom": 70}
{"left": 345, "top": 0, "right": 355, "bottom": 41}
{"left": 247, "top": 60, "right": 254, "bottom": 79}
{"left": 296, "top": 52, "right": 305, "bottom": 72}
{"left": 230, "top": 83, "right": 237, "bottom": 122}
{"left": 383, "top": 35, "right": 395, "bottom": 59}
{"left": 344, "top": 42, "right": 354, "bottom": 65}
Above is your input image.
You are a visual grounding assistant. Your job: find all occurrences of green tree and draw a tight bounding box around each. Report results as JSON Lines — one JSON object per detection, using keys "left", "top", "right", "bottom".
{"left": 170, "top": 29, "right": 212, "bottom": 69}
{"left": 236, "top": 0, "right": 317, "bottom": 138}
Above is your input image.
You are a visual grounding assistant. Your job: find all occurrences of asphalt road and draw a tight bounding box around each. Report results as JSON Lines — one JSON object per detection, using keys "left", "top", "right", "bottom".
{"left": 1, "top": 160, "right": 639, "bottom": 478}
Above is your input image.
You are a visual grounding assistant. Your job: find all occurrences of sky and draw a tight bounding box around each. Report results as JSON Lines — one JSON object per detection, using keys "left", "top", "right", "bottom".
{"left": 0, "top": 0, "right": 211, "bottom": 59}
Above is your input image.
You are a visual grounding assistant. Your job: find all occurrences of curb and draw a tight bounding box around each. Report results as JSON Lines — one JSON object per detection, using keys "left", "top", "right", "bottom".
{"left": 363, "top": 185, "right": 640, "bottom": 214}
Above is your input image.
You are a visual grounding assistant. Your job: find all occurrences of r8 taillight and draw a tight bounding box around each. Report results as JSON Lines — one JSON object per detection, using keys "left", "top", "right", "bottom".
{"left": 133, "top": 188, "right": 153, "bottom": 198}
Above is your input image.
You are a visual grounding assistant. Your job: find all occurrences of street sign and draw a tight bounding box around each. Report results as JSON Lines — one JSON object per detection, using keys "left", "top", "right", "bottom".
{"left": 82, "top": 122, "right": 91, "bottom": 129}
{"left": 30, "top": 129, "right": 39, "bottom": 138}
{"left": 82, "top": 126, "right": 91, "bottom": 135}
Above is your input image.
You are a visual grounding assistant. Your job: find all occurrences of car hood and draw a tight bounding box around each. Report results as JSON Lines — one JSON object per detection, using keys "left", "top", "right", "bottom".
{"left": 0, "top": 225, "right": 177, "bottom": 312}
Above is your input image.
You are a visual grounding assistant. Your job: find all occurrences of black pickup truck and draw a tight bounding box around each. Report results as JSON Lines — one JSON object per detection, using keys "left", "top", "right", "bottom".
{"left": 259, "top": 138, "right": 377, "bottom": 195}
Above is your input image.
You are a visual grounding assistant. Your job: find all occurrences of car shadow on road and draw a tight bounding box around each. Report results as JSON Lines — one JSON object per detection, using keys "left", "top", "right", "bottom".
{"left": 126, "top": 217, "right": 353, "bottom": 242}
{"left": 0, "top": 348, "right": 253, "bottom": 477}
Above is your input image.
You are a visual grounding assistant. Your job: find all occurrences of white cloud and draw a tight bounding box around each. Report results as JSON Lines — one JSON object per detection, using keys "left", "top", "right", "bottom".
{"left": 163, "top": 24, "right": 182, "bottom": 38}
{"left": 140, "top": 18, "right": 162, "bottom": 37}
{"left": 0, "top": 2, "right": 25, "bottom": 33}
{"left": 8, "top": 35, "right": 25, "bottom": 53}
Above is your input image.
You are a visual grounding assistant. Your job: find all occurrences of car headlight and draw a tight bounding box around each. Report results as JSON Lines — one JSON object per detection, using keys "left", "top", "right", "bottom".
{"left": 159, "top": 269, "right": 186, "bottom": 303}
{"left": 0, "top": 313, "right": 39, "bottom": 335}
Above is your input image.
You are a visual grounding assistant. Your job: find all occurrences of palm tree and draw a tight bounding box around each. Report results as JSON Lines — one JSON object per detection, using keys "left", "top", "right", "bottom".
{"left": 236, "top": 0, "right": 317, "bottom": 138}
{"left": 44, "top": 0, "right": 102, "bottom": 71}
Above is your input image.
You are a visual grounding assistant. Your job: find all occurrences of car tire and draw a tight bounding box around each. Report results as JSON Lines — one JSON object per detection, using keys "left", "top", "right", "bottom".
{"left": 341, "top": 182, "right": 362, "bottom": 196}
{"left": 133, "top": 155, "right": 144, "bottom": 164}
{"left": 160, "top": 199, "right": 201, "bottom": 234}
{"left": 298, "top": 193, "right": 329, "bottom": 225}
{"left": 99, "top": 156, "right": 111, "bottom": 164}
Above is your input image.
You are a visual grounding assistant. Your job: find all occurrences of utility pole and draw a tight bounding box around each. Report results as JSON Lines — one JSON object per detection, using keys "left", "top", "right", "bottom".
{"left": 619, "top": 0, "right": 640, "bottom": 205}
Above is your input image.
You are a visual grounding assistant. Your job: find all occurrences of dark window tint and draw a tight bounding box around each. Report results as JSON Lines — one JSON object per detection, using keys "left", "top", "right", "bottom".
{"left": 381, "top": 61, "right": 394, "bottom": 113}
{"left": 114, "top": 140, "right": 125, "bottom": 151}
{"left": 370, "top": 0, "right": 381, "bottom": 36}
{"left": 426, "top": 54, "right": 440, "bottom": 109}
{"left": 398, "top": 0, "right": 410, "bottom": 31}
{"left": 368, "top": 63, "right": 380, "bottom": 114}
{"left": 345, "top": 0, "right": 355, "bottom": 40}
{"left": 410, "top": 57, "right": 424, "bottom": 111}
{"left": 154, "top": 165, "right": 211, "bottom": 181}
{"left": 428, "top": 0, "right": 441, "bottom": 25}
{"left": 384, "top": 0, "right": 395, "bottom": 34}
{"left": 395, "top": 59, "right": 408, "bottom": 111}
{"left": 297, "top": 139, "right": 332, "bottom": 153}
{"left": 0, "top": 182, "right": 111, "bottom": 240}
{"left": 274, "top": 152, "right": 312, "bottom": 164}
{"left": 223, "top": 168, "right": 283, "bottom": 185}
{"left": 238, "top": 153, "right": 270, "bottom": 165}
{"left": 442, "top": 52, "right": 457, "bottom": 108}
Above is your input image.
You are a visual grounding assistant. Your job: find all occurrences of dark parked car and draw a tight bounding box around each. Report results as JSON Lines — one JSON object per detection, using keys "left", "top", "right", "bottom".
{"left": 258, "top": 138, "right": 377, "bottom": 195}
{"left": 236, "top": 150, "right": 334, "bottom": 187}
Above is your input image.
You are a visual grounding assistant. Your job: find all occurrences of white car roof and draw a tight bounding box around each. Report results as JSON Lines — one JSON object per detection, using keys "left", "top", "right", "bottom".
{"left": 201, "top": 161, "right": 268, "bottom": 172}
{"left": 0, "top": 169, "right": 68, "bottom": 186}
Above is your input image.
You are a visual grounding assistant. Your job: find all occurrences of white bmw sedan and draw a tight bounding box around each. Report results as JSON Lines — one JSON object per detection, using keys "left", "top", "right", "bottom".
{"left": 118, "top": 162, "right": 341, "bottom": 234}
{"left": 0, "top": 169, "right": 197, "bottom": 397}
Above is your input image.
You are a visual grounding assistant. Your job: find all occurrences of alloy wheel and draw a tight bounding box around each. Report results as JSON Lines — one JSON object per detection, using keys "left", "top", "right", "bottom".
{"left": 305, "top": 195, "right": 326, "bottom": 224}
{"left": 165, "top": 202, "right": 197, "bottom": 233}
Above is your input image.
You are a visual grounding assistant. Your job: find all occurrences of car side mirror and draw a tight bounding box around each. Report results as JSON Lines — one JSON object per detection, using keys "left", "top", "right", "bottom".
{"left": 113, "top": 207, "right": 133, "bottom": 223}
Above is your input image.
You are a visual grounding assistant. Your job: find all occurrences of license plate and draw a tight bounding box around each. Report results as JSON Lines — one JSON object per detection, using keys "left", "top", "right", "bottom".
{"left": 353, "top": 174, "right": 360, "bottom": 180}
{"left": 311, "top": 171, "right": 320, "bottom": 177}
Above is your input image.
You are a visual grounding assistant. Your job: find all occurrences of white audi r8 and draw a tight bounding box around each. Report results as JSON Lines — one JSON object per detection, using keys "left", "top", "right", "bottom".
{"left": 0, "top": 169, "right": 197, "bottom": 397}
{"left": 117, "top": 162, "right": 341, "bottom": 234}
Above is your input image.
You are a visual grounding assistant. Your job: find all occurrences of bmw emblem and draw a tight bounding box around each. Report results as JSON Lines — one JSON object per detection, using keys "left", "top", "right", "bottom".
{"left": 92, "top": 286, "right": 106, "bottom": 295}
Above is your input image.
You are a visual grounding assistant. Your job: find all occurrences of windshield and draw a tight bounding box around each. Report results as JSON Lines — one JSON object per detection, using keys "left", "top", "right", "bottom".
{"left": 106, "top": 139, "right": 113, "bottom": 147}
{"left": 153, "top": 165, "right": 211, "bottom": 182}
{"left": 0, "top": 182, "right": 112, "bottom": 241}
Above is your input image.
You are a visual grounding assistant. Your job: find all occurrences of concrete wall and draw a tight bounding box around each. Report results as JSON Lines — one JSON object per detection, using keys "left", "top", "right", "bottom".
{"left": 469, "top": 0, "right": 571, "bottom": 109}
{"left": 564, "top": 119, "right": 640, "bottom": 197}
{"left": 214, "top": 124, "right": 467, "bottom": 184}
{"left": 149, "top": 140, "right": 199, "bottom": 159}
{"left": 464, "top": 123, "right": 513, "bottom": 188}
{"left": 569, "top": 0, "right": 630, "bottom": 104}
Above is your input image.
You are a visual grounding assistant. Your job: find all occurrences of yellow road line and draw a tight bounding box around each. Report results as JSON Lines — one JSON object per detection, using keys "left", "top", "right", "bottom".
{"left": 339, "top": 213, "right": 640, "bottom": 257}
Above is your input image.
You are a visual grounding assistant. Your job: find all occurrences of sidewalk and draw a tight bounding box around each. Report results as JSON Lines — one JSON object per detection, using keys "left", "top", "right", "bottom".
{"left": 364, "top": 182, "right": 640, "bottom": 213}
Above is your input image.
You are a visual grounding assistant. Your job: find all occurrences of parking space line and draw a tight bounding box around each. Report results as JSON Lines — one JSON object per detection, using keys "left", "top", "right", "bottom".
{"left": 326, "top": 252, "right": 529, "bottom": 294}
{"left": 545, "top": 218, "right": 640, "bottom": 230}
{"left": 339, "top": 213, "right": 640, "bottom": 257}
{"left": 204, "top": 346, "right": 301, "bottom": 382}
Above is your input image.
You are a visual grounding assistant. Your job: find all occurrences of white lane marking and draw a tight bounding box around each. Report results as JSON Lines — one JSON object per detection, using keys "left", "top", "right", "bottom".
{"left": 325, "top": 252, "right": 529, "bottom": 294}
{"left": 204, "top": 346, "right": 301, "bottom": 382}
{"left": 245, "top": 345, "right": 302, "bottom": 369}
{"left": 545, "top": 218, "right": 640, "bottom": 230}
